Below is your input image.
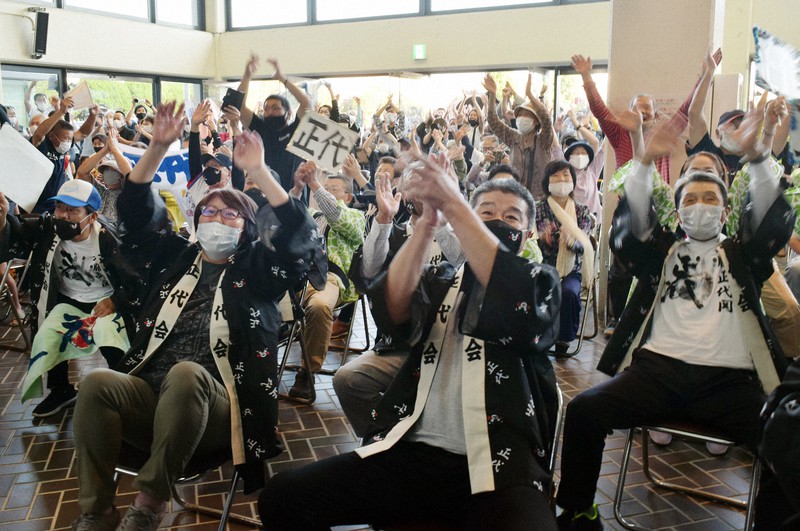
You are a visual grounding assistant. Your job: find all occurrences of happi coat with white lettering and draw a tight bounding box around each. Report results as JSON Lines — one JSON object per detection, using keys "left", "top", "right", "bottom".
{"left": 115, "top": 180, "right": 324, "bottom": 494}
{"left": 359, "top": 249, "right": 561, "bottom": 494}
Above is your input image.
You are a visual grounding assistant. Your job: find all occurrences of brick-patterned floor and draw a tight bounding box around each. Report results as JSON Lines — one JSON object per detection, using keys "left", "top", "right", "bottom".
{"left": 0, "top": 307, "right": 755, "bottom": 530}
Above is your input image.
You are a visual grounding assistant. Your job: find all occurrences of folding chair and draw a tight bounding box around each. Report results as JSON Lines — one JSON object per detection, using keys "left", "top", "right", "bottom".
{"left": 113, "top": 443, "right": 260, "bottom": 530}
{"left": 614, "top": 423, "right": 761, "bottom": 530}
{"left": 0, "top": 252, "right": 33, "bottom": 351}
{"left": 318, "top": 294, "right": 371, "bottom": 376}
{"left": 275, "top": 284, "right": 318, "bottom": 403}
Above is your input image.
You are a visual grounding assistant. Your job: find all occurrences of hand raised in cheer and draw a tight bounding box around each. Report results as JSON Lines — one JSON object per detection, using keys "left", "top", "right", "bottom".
{"left": 150, "top": 101, "right": 186, "bottom": 147}
{"left": 233, "top": 130, "right": 267, "bottom": 174}
{"left": 571, "top": 54, "right": 593, "bottom": 76}
{"left": 375, "top": 172, "right": 401, "bottom": 224}
{"left": 191, "top": 99, "right": 212, "bottom": 130}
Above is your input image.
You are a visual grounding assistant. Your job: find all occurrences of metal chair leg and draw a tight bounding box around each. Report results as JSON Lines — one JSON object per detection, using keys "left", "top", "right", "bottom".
{"left": 171, "top": 469, "right": 261, "bottom": 528}
{"left": 613, "top": 429, "right": 641, "bottom": 530}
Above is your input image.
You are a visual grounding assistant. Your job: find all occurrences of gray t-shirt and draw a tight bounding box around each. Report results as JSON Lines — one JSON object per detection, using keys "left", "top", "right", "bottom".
{"left": 137, "top": 261, "right": 225, "bottom": 395}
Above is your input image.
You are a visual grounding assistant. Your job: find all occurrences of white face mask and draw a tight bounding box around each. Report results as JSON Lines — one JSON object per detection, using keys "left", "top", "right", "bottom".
{"left": 516, "top": 116, "right": 535, "bottom": 134}
{"left": 678, "top": 203, "right": 724, "bottom": 241}
{"left": 9, "top": 117, "right": 18, "bottom": 127}
{"left": 36, "top": 102, "right": 47, "bottom": 112}
{"left": 196, "top": 221, "right": 242, "bottom": 261}
{"left": 718, "top": 131, "right": 742, "bottom": 154}
{"left": 569, "top": 154, "right": 590, "bottom": 170}
{"left": 142, "top": 125, "right": 153, "bottom": 134}
{"left": 549, "top": 181, "right": 574, "bottom": 197}
{"left": 29, "top": 125, "right": 38, "bottom": 136}
{"left": 54, "top": 139, "right": 72, "bottom": 154}
{"left": 113, "top": 119, "right": 125, "bottom": 130}
{"left": 385, "top": 112, "right": 397, "bottom": 123}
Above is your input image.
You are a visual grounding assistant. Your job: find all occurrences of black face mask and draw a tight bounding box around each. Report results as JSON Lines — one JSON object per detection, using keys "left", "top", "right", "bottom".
{"left": 263, "top": 115, "right": 286, "bottom": 129}
{"left": 468, "top": 119, "right": 479, "bottom": 128}
{"left": 54, "top": 217, "right": 87, "bottom": 240}
{"left": 203, "top": 166, "right": 222, "bottom": 186}
{"left": 484, "top": 219, "right": 525, "bottom": 254}
{"left": 93, "top": 146, "right": 103, "bottom": 153}
{"left": 135, "top": 112, "right": 147, "bottom": 121}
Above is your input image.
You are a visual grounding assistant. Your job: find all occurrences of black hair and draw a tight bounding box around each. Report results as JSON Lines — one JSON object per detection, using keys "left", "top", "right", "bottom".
{"left": 541, "top": 160, "right": 576, "bottom": 195}
{"left": 674, "top": 172, "right": 728, "bottom": 207}
{"left": 487, "top": 164, "right": 520, "bottom": 182}
{"left": 679, "top": 151, "right": 728, "bottom": 181}
{"left": 266, "top": 94, "right": 291, "bottom": 114}
{"left": 470, "top": 178, "right": 535, "bottom": 229}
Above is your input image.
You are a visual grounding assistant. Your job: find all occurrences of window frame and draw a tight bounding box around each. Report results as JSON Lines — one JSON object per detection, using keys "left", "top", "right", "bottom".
{"left": 45, "top": 0, "right": 205, "bottom": 30}
{"left": 225, "top": 0, "right": 607, "bottom": 30}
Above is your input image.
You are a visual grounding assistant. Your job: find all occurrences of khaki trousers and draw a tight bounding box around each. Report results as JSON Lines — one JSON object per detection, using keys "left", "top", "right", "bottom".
{"left": 73, "top": 362, "right": 231, "bottom": 513}
{"left": 762, "top": 266, "right": 800, "bottom": 359}
{"left": 301, "top": 272, "right": 342, "bottom": 373}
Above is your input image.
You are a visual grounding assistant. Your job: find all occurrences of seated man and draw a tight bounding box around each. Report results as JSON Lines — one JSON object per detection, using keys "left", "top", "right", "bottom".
{"left": 288, "top": 162, "right": 365, "bottom": 401}
{"left": 0, "top": 180, "right": 131, "bottom": 417}
{"left": 259, "top": 164, "right": 561, "bottom": 530}
{"left": 555, "top": 109, "right": 794, "bottom": 530}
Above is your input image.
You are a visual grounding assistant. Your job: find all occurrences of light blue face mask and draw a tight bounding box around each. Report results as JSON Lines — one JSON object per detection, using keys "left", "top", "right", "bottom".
{"left": 195, "top": 221, "right": 241, "bottom": 261}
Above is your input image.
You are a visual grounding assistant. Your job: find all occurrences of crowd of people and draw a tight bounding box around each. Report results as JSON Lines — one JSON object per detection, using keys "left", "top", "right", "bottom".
{"left": 0, "top": 47, "right": 799, "bottom": 531}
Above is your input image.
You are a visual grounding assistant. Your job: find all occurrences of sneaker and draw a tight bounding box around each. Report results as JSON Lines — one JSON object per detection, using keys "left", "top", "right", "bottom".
{"left": 603, "top": 319, "right": 617, "bottom": 338}
{"left": 117, "top": 504, "right": 165, "bottom": 531}
{"left": 71, "top": 507, "right": 119, "bottom": 531}
{"left": 706, "top": 442, "right": 729, "bottom": 456}
{"left": 288, "top": 369, "right": 315, "bottom": 402}
{"left": 649, "top": 430, "right": 673, "bottom": 446}
{"left": 32, "top": 385, "right": 77, "bottom": 418}
{"left": 557, "top": 504, "right": 603, "bottom": 530}
{"left": 554, "top": 341, "right": 571, "bottom": 355}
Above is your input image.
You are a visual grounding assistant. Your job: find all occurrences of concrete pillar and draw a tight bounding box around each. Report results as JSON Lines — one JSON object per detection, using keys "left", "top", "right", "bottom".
{"left": 598, "top": 0, "right": 724, "bottom": 323}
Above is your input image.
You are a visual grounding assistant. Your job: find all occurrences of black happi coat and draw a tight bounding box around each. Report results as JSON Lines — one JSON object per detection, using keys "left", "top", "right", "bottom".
{"left": 365, "top": 249, "right": 561, "bottom": 492}
{"left": 116, "top": 180, "right": 323, "bottom": 493}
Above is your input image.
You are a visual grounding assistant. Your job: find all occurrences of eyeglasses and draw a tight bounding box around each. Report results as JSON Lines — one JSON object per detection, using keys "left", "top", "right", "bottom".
{"left": 200, "top": 206, "right": 242, "bottom": 220}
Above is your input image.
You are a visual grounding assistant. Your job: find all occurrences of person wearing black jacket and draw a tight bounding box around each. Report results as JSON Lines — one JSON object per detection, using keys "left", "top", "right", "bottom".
{"left": 69, "top": 103, "right": 324, "bottom": 531}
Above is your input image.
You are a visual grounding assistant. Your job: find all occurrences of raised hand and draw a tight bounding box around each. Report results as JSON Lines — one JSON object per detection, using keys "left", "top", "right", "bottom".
{"left": 0, "top": 192, "right": 10, "bottom": 219}
{"left": 150, "top": 101, "right": 187, "bottom": 147}
{"left": 764, "top": 95, "right": 788, "bottom": 131}
{"left": 614, "top": 108, "right": 643, "bottom": 133}
{"left": 59, "top": 96, "right": 74, "bottom": 113}
{"left": 191, "top": 99, "right": 211, "bottom": 129}
{"left": 571, "top": 54, "right": 593, "bottom": 76}
{"left": 341, "top": 153, "right": 361, "bottom": 181}
{"left": 268, "top": 57, "right": 284, "bottom": 82}
{"left": 483, "top": 74, "right": 498, "bottom": 94}
{"left": 245, "top": 53, "right": 260, "bottom": 77}
{"left": 233, "top": 130, "right": 267, "bottom": 173}
{"left": 642, "top": 114, "right": 688, "bottom": 164}
{"left": 375, "top": 172, "right": 401, "bottom": 224}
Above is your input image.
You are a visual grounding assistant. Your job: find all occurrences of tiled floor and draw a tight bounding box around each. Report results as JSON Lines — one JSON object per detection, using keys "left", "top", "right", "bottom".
{"left": 0, "top": 306, "right": 756, "bottom": 530}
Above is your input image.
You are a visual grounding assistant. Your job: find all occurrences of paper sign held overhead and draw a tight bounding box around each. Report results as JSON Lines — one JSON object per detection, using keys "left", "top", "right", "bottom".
{"left": 64, "top": 81, "right": 95, "bottom": 110}
{"left": 0, "top": 124, "right": 55, "bottom": 213}
{"left": 286, "top": 112, "right": 359, "bottom": 174}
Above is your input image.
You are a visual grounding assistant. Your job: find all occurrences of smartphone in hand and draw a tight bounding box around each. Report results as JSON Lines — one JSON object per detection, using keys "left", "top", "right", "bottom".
{"left": 222, "top": 88, "right": 245, "bottom": 111}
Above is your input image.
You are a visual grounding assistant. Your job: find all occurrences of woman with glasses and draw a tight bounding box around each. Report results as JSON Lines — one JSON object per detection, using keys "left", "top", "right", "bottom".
{"left": 69, "top": 103, "right": 324, "bottom": 531}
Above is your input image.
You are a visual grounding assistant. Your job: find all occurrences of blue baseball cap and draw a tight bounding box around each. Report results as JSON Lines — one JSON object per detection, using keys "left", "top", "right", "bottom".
{"left": 49, "top": 179, "right": 102, "bottom": 212}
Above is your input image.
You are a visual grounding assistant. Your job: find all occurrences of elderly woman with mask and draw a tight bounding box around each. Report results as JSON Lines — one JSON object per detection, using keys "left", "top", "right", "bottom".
{"left": 69, "top": 102, "right": 323, "bottom": 531}
{"left": 536, "top": 160, "right": 594, "bottom": 353}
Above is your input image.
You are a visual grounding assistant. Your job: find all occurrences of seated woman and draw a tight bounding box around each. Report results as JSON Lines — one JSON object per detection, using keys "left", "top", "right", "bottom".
{"left": 535, "top": 160, "right": 594, "bottom": 353}
{"left": 70, "top": 103, "right": 323, "bottom": 531}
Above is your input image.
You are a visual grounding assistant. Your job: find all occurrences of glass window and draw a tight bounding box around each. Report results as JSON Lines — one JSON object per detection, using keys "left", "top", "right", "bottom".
{"left": 65, "top": 72, "right": 154, "bottom": 125}
{"left": 156, "top": 0, "right": 200, "bottom": 26}
{"left": 161, "top": 80, "right": 202, "bottom": 109}
{"left": 64, "top": 0, "right": 149, "bottom": 19}
{"left": 316, "top": 0, "right": 420, "bottom": 21}
{"left": 430, "top": 0, "right": 552, "bottom": 12}
{"left": 0, "top": 64, "right": 62, "bottom": 129}
{"left": 554, "top": 69, "right": 607, "bottom": 139}
{"left": 229, "top": 0, "right": 307, "bottom": 28}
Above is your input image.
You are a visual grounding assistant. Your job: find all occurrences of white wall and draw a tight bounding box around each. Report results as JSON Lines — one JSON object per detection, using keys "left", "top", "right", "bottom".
{"left": 0, "top": 0, "right": 215, "bottom": 78}
{"left": 213, "top": 3, "right": 612, "bottom": 79}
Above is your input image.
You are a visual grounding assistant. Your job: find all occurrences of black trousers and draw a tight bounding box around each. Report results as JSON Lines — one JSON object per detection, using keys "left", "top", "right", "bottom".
{"left": 45, "top": 293, "right": 125, "bottom": 390}
{"left": 607, "top": 254, "right": 633, "bottom": 320}
{"left": 556, "top": 349, "right": 765, "bottom": 512}
{"left": 258, "top": 440, "right": 557, "bottom": 531}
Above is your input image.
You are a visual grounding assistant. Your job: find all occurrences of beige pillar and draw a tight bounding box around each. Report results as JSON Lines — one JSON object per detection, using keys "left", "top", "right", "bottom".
{"left": 598, "top": 0, "right": 724, "bottom": 323}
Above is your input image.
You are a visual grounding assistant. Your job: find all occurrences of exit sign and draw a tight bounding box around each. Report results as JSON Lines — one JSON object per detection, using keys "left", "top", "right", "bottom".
{"left": 413, "top": 44, "right": 427, "bottom": 60}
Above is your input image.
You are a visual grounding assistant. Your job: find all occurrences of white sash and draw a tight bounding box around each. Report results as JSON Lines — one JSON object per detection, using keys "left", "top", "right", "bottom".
{"left": 356, "top": 267, "right": 495, "bottom": 493}
{"left": 130, "top": 253, "right": 244, "bottom": 463}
